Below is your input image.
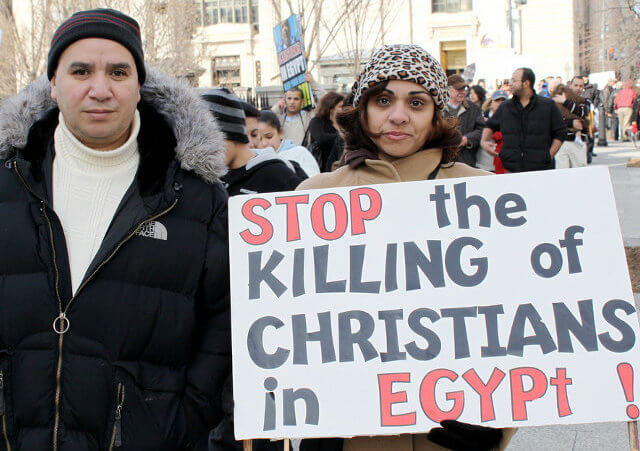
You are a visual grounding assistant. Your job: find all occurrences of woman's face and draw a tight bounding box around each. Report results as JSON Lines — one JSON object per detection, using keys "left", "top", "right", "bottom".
{"left": 331, "top": 100, "right": 344, "bottom": 123}
{"left": 258, "top": 122, "right": 283, "bottom": 149}
{"left": 366, "top": 80, "right": 434, "bottom": 159}
{"left": 469, "top": 89, "right": 479, "bottom": 103}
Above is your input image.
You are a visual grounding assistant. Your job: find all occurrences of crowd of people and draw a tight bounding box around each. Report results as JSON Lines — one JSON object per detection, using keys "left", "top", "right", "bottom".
{"left": 0, "top": 6, "right": 633, "bottom": 451}
{"left": 259, "top": 65, "right": 640, "bottom": 178}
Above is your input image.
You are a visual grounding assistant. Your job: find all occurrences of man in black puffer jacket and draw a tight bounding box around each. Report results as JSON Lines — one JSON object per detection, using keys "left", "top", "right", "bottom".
{"left": 0, "top": 9, "right": 231, "bottom": 450}
{"left": 481, "top": 67, "right": 566, "bottom": 172}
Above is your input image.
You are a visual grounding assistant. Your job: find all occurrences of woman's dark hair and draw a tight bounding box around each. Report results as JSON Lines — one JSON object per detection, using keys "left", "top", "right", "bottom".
{"left": 316, "top": 92, "right": 345, "bottom": 119}
{"left": 335, "top": 80, "right": 461, "bottom": 166}
{"left": 242, "top": 102, "right": 260, "bottom": 119}
{"left": 258, "top": 109, "right": 282, "bottom": 131}
{"left": 469, "top": 85, "right": 486, "bottom": 105}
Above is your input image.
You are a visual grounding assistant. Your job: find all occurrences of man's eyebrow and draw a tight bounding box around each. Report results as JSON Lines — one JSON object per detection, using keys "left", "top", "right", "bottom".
{"left": 107, "top": 62, "right": 132, "bottom": 70}
{"left": 409, "top": 90, "right": 428, "bottom": 95}
{"left": 68, "top": 62, "right": 92, "bottom": 70}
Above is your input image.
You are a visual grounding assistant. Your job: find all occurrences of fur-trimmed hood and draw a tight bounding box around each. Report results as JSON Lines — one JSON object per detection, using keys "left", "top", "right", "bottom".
{"left": 0, "top": 67, "right": 227, "bottom": 183}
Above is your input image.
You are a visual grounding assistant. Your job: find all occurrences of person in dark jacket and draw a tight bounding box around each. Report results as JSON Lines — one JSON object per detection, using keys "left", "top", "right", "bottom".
{"left": 0, "top": 9, "right": 231, "bottom": 450}
{"left": 444, "top": 74, "right": 485, "bottom": 167}
{"left": 202, "top": 89, "right": 303, "bottom": 196}
{"left": 481, "top": 67, "right": 566, "bottom": 172}
{"left": 307, "top": 91, "right": 345, "bottom": 172}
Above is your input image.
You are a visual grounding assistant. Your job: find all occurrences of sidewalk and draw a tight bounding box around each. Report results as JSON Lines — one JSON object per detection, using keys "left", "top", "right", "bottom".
{"left": 508, "top": 140, "right": 640, "bottom": 450}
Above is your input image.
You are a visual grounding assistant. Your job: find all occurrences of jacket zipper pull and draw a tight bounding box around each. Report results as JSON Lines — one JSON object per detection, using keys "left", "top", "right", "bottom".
{"left": 114, "top": 385, "right": 125, "bottom": 448}
{"left": 114, "top": 404, "right": 122, "bottom": 447}
{"left": 0, "top": 371, "right": 5, "bottom": 416}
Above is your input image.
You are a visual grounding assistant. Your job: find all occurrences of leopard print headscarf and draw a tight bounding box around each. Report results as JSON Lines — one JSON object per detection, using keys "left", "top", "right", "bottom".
{"left": 352, "top": 44, "right": 449, "bottom": 109}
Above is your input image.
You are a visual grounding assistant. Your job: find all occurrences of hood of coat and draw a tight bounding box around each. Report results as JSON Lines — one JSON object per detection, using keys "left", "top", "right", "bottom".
{"left": 0, "top": 67, "right": 227, "bottom": 184}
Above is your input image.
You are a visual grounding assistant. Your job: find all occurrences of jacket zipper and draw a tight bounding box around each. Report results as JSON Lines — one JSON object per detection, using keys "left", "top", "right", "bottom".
{"left": 0, "top": 371, "right": 11, "bottom": 451}
{"left": 13, "top": 161, "right": 179, "bottom": 450}
{"left": 108, "top": 383, "right": 125, "bottom": 450}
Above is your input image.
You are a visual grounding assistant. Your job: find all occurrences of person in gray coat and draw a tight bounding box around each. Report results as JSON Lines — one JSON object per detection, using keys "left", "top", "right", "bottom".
{"left": 444, "top": 74, "right": 486, "bottom": 167}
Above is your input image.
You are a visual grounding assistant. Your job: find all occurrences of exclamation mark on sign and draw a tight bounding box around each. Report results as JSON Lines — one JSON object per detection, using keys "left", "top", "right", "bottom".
{"left": 617, "top": 362, "right": 640, "bottom": 419}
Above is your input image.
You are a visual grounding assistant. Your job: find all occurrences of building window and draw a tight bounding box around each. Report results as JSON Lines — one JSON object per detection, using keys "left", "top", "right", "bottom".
{"left": 203, "top": 0, "right": 218, "bottom": 25}
{"left": 250, "top": 0, "right": 259, "bottom": 31}
{"left": 219, "top": 0, "right": 233, "bottom": 22}
{"left": 432, "top": 0, "right": 472, "bottom": 13}
{"left": 234, "top": 0, "right": 247, "bottom": 23}
{"left": 213, "top": 55, "right": 241, "bottom": 88}
{"left": 195, "top": 0, "right": 257, "bottom": 26}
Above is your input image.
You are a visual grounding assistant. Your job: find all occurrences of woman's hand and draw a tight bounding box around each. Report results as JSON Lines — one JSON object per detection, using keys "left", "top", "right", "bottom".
{"left": 427, "top": 420, "right": 503, "bottom": 451}
{"left": 480, "top": 140, "right": 498, "bottom": 157}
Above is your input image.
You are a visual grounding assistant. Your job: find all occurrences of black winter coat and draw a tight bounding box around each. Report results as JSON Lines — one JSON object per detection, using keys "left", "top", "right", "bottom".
{"left": 307, "top": 116, "right": 344, "bottom": 173}
{"left": 222, "top": 154, "right": 303, "bottom": 196}
{"left": 0, "top": 71, "right": 231, "bottom": 450}
{"left": 486, "top": 93, "right": 566, "bottom": 172}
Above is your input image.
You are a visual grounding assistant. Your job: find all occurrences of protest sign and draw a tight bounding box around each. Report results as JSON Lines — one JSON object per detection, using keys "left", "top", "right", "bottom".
{"left": 229, "top": 166, "right": 640, "bottom": 440}
{"left": 273, "top": 14, "right": 313, "bottom": 109}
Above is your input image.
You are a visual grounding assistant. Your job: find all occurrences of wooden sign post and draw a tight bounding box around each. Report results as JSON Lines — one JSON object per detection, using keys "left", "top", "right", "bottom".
{"left": 630, "top": 421, "right": 639, "bottom": 451}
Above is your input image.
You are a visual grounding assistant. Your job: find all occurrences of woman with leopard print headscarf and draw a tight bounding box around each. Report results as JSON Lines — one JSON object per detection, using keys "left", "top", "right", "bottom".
{"left": 297, "top": 44, "right": 516, "bottom": 451}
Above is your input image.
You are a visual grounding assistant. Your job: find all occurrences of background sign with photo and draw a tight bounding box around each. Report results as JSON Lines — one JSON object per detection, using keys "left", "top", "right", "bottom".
{"left": 229, "top": 167, "right": 640, "bottom": 440}
{"left": 273, "top": 14, "right": 313, "bottom": 109}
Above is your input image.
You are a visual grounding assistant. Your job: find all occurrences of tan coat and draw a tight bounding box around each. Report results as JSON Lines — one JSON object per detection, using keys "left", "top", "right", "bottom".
{"left": 298, "top": 148, "right": 517, "bottom": 451}
{"left": 298, "top": 147, "right": 489, "bottom": 190}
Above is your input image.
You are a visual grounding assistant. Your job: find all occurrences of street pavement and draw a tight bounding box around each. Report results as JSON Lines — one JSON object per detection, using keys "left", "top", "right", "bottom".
{"left": 508, "top": 140, "right": 640, "bottom": 450}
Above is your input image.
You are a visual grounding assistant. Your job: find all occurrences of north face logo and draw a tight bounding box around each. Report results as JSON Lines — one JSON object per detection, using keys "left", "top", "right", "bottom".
{"left": 137, "top": 221, "right": 168, "bottom": 240}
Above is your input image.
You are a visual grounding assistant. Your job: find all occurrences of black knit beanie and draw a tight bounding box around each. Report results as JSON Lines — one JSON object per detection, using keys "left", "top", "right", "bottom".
{"left": 47, "top": 8, "right": 146, "bottom": 84}
{"left": 201, "top": 88, "right": 249, "bottom": 144}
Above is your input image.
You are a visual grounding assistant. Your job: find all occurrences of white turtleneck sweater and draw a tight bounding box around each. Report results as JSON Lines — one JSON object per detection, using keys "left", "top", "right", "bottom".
{"left": 53, "top": 112, "right": 141, "bottom": 294}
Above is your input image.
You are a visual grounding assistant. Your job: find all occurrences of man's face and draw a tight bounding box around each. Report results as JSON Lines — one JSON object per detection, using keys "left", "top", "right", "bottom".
{"left": 245, "top": 116, "right": 260, "bottom": 148}
{"left": 285, "top": 90, "right": 302, "bottom": 115}
{"left": 51, "top": 38, "right": 140, "bottom": 151}
{"left": 510, "top": 69, "right": 525, "bottom": 96}
{"left": 571, "top": 77, "right": 585, "bottom": 96}
{"left": 448, "top": 85, "right": 466, "bottom": 105}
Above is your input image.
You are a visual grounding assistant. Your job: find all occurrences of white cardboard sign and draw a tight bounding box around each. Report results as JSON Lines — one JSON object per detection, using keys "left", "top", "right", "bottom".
{"left": 228, "top": 167, "right": 640, "bottom": 440}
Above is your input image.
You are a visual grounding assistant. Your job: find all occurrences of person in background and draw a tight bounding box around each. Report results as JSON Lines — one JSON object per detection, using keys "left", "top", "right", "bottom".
{"left": 444, "top": 74, "right": 485, "bottom": 167}
{"left": 569, "top": 75, "right": 597, "bottom": 161}
{"left": 307, "top": 91, "right": 345, "bottom": 172}
{"left": 257, "top": 109, "right": 320, "bottom": 177}
{"left": 297, "top": 43, "right": 517, "bottom": 451}
{"left": 551, "top": 83, "right": 590, "bottom": 168}
{"left": 241, "top": 101, "right": 261, "bottom": 149}
{"left": 614, "top": 79, "right": 638, "bottom": 141}
{"left": 477, "top": 90, "right": 509, "bottom": 172}
{"left": 609, "top": 81, "right": 624, "bottom": 140}
{"left": 539, "top": 81, "right": 550, "bottom": 97}
{"left": 272, "top": 73, "right": 326, "bottom": 146}
{"left": 202, "top": 88, "right": 302, "bottom": 196}
{"left": 602, "top": 79, "right": 617, "bottom": 141}
{"left": 271, "top": 86, "right": 313, "bottom": 146}
{"left": 481, "top": 67, "right": 566, "bottom": 172}
{"left": 469, "top": 84, "right": 486, "bottom": 109}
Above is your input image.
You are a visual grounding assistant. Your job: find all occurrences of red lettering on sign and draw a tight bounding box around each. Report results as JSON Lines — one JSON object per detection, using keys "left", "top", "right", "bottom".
{"left": 378, "top": 373, "right": 416, "bottom": 426}
{"left": 275, "top": 195, "right": 309, "bottom": 242}
{"left": 350, "top": 188, "right": 382, "bottom": 235}
{"left": 419, "top": 369, "right": 464, "bottom": 423}
{"left": 462, "top": 368, "right": 505, "bottom": 422}
{"left": 240, "top": 198, "right": 273, "bottom": 245}
{"left": 550, "top": 368, "right": 573, "bottom": 417}
{"left": 311, "top": 194, "right": 349, "bottom": 240}
{"left": 510, "top": 367, "right": 548, "bottom": 421}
